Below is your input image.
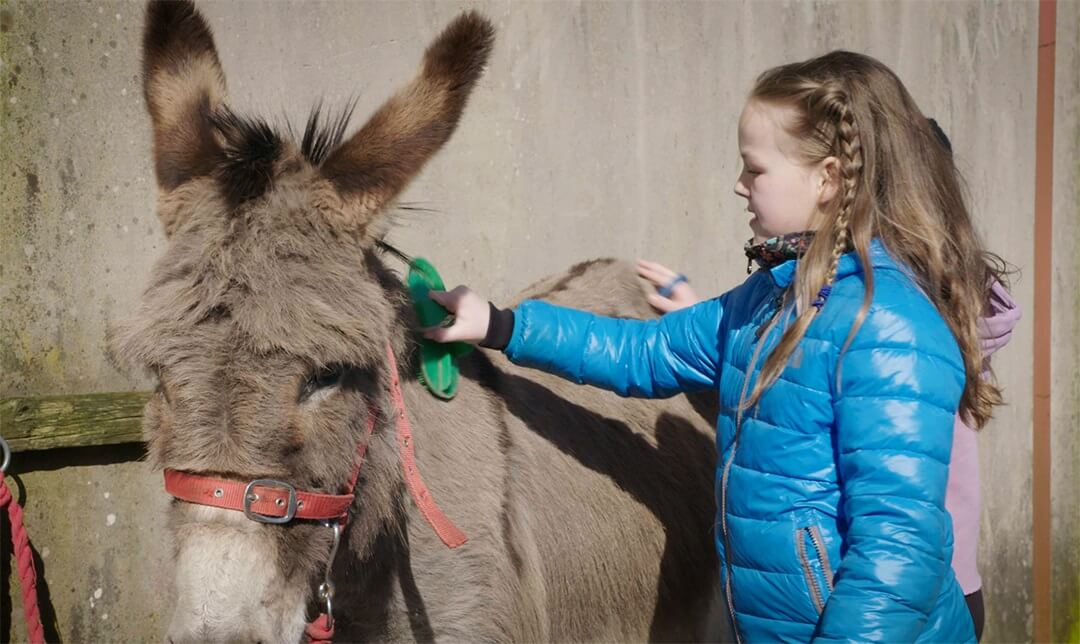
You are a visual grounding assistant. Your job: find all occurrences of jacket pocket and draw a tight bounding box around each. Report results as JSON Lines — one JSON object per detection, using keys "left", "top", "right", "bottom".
{"left": 795, "top": 524, "right": 835, "bottom": 615}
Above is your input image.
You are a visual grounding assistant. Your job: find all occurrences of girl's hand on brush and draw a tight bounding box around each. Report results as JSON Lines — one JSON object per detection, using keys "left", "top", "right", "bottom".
{"left": 424, "top": 286, "right": 490, "bottom": 344}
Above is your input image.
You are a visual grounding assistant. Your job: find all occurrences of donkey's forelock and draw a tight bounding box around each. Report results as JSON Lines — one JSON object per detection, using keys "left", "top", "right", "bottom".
{"left": 298, "top": 100, "right": 358, "bottom": 168}
{"left": 202, "top": 102, "right": 359, "bottom": 208}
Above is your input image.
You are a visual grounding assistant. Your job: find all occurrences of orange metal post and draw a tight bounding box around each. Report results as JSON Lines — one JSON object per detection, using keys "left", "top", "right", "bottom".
{"left": 1032, "top": 1, "right": 1055, "bottom": 642}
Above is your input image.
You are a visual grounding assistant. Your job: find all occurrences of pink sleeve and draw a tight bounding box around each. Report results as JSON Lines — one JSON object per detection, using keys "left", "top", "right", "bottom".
{"left": 945, "top": 414, "right": 981, "bottom": 594}
{"left": 946, "top": 279, "right": 1020, "bottom": 594}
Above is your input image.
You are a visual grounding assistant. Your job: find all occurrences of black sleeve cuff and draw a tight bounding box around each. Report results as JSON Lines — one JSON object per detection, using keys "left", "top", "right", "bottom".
{"left": 480, "top": 303, "right": 515, "bottom": 350}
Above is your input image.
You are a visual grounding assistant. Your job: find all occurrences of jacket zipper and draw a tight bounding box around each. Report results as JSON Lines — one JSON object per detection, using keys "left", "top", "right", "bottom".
{"left": 720, "top": 290, "right": 785, "bottom": 641}
{"left": 808, "top": 524, "right": 834, "bottom": 591}
{"left": 796, "top": 525, "right": 835, "bottom": 615}
{"left": 719, "top": 430, "right": 741, "bottom": 641}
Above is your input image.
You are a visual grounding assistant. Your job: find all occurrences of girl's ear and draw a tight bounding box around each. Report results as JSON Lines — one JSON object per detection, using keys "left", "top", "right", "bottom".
{"left": 817, "top": 156, "right": 841, "bottom": 206}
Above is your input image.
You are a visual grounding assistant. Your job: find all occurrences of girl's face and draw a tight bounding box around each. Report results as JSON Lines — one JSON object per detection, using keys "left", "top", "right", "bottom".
{"left": 733, "top": 101, "right": 835, "bottom": 244}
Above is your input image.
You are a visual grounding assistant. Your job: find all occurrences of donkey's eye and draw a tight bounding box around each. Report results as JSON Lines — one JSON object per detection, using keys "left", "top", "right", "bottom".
{"left": 299, "top": 366, "right": 344, "bottom": 403}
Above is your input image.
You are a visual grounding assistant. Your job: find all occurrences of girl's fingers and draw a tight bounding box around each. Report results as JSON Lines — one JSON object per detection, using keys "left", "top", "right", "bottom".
{"left": 424, "top": 319, "right": 470, "bottom": 342}
{"left": 637, "top": 259, "right": 669, "bottom": 271}
{"left": 425, "top": 326, "right": 464, "bottom": 343}
{"left": 637, "top": 259, "right": 677, "bottom": 278}
{"left": 646, "top": 292, "right": 679, "bottom": 313}
{"left": 636, "top": 260, "right": 677, "bottom": 286}
{"left": 428, "top": 289, "right": 455, "bottom": 310}
{"left": 636, "top": 265, "right": 669, "bottom": 287}
{"left": 423, "top": 326, "right": 448, "bottom": 342}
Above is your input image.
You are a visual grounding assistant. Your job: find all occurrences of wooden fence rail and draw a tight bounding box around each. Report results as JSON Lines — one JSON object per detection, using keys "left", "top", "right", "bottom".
{"left": 0, "top": 392, "right": 151, "bottom": 451}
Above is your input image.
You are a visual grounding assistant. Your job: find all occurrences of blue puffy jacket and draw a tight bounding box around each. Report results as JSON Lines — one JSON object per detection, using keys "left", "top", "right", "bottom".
{"left": 505, "top": 240, "right": 975, "bottom": 642}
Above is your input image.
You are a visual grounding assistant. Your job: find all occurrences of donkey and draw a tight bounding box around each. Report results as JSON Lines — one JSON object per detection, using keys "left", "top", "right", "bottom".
{"left": 109, "top": 2, "right": 721, "bottom": 642}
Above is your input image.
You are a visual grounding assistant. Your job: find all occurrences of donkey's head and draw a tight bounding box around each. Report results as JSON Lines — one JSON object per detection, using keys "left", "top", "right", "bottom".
{"left": 108, "top": 2, "right": 492, "bottom": 641}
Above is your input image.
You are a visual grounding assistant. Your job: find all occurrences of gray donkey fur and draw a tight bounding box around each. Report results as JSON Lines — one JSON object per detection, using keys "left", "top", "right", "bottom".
{"left": 109, "top": 2, "right": 722, "bottom": 641}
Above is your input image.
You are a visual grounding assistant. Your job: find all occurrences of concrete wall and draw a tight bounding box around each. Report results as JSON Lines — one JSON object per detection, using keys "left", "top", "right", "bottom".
{"left": 1052, "top": 1, "right": 1080, "bottom": 641}
{"left": 0, "top": 1, "right": 1074, "bottom": 641}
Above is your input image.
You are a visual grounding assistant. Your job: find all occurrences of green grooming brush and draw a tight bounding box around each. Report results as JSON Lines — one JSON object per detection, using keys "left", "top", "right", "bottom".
{"left": 407, "top": 257, "right": 473, "bottom": 400}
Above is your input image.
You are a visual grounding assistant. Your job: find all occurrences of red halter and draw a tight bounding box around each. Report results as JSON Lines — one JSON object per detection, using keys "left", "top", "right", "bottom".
{"left": 162, "top": 341, "right": 466, "bottom": 642}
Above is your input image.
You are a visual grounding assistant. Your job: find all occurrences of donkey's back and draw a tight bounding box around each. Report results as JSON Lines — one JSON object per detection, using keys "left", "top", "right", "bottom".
{"left": 468, "top": 259, "right": 722, "bottom": 641}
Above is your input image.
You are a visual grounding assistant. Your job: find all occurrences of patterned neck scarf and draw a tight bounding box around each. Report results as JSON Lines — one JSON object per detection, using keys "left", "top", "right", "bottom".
{"left": 743, "top": 231, "right": 816, "bottom": 274}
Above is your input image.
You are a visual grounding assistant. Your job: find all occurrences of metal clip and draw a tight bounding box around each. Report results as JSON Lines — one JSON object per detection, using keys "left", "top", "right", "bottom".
{"left": 317, "top": 520, "right": 343, "bottom": 630}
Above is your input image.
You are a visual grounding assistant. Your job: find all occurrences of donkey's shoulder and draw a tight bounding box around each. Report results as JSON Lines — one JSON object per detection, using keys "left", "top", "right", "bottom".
{"left": 509, "top": 258, "right": 657, "bottom": 320}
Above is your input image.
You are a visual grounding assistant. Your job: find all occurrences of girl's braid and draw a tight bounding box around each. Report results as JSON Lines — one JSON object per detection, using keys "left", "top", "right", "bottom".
{"left": 811, "top": 84, "right": 862, "bottom": 309}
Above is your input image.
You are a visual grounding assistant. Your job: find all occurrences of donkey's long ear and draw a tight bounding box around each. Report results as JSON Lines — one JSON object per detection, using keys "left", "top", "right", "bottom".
{"left": 320, "top": 12, "right": 494, "bottom": 225}
{"left": 142, "top": 0, "right": 226, "bottom": 195}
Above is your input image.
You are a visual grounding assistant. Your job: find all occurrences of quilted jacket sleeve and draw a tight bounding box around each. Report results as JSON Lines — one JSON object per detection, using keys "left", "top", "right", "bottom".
{"left": 814, "top": 301, "right": 965, "bottom": 642}
{"left": 503, "top": 296, "right": 724, "bottom": 398}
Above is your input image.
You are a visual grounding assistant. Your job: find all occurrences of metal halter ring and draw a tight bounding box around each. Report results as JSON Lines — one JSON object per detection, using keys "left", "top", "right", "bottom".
{"left": 0, "top": 436, "right": 10, "bottom": 473}
{"left": 318, "top": 581, "right": 335, "bottom": 629}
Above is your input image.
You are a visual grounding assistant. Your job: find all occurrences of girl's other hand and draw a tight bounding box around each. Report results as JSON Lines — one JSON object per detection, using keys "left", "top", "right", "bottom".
{"left": 424, "top": 286, "right": 490, "bottom": 344}
{"left": 636, "top": 259, "right": 701, "bottom": 313}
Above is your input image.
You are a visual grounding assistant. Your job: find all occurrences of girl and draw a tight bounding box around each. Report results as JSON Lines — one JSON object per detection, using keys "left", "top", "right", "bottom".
{"left": 427, "top": 51, "right": 1002, "bottom": 642}
{"left": 634, "top": 114, "right": 1020, "bottom": 641}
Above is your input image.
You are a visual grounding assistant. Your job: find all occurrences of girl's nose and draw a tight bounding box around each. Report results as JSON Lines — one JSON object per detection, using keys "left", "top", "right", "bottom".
{"left": 733, "top": 175, "right": 749, "bottom": 199}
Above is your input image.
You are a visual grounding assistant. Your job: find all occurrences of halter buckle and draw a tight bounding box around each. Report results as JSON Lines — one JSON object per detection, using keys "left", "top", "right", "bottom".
{"left": 243, "top": 479, "right": 298, "bottom": 524}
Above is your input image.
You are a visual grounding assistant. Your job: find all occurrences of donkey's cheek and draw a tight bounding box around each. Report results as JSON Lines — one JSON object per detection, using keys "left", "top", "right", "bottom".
{"left": 167, "top": 520, "right": 307, "bottom": 644}
{"left": 141, "top": 396, "right": 172, "bottom": 466}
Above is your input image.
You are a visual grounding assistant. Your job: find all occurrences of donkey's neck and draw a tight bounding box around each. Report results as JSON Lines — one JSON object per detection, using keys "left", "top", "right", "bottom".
{"left": 337, "top": 354, "right": 469, "bottom": 639}
{"left": 341, "top": 249, "right": 444, "bottom": 560}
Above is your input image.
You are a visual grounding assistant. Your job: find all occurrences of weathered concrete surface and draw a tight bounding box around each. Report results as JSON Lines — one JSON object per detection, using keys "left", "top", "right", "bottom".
{"left": 1051, "top": 2, "right": 1079, "bottom": 642}
{"left": 2, "top": 445, "right": 172, "bottom": 643}
{"left": 1, "top": 0, "right": 155, "bottom": 400}
{"left": 0, "top": 1, "right": 1071, "bottom": 642}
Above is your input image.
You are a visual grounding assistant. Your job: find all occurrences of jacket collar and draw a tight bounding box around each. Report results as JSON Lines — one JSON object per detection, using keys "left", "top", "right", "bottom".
{"left": 767, "top": 238, "right": 898, "bottom": 288}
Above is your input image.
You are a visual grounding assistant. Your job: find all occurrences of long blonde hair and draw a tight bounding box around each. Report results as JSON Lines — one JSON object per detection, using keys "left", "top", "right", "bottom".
{"left": 743, "top": 51, "right": 1005, "bottom": 428}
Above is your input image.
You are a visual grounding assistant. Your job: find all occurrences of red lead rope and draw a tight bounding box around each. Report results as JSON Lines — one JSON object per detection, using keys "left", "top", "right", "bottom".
{"left": 384, "top": 344, "right": 468, "bottom": 549}
{"left": 304, "top": 614, "right": 334, "bottom": 644}
{"left": 1, "top": 470, "right": 46, "bottom": 644}
{"left": 304, "top": 343, "right": 466, "bottom": 643}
